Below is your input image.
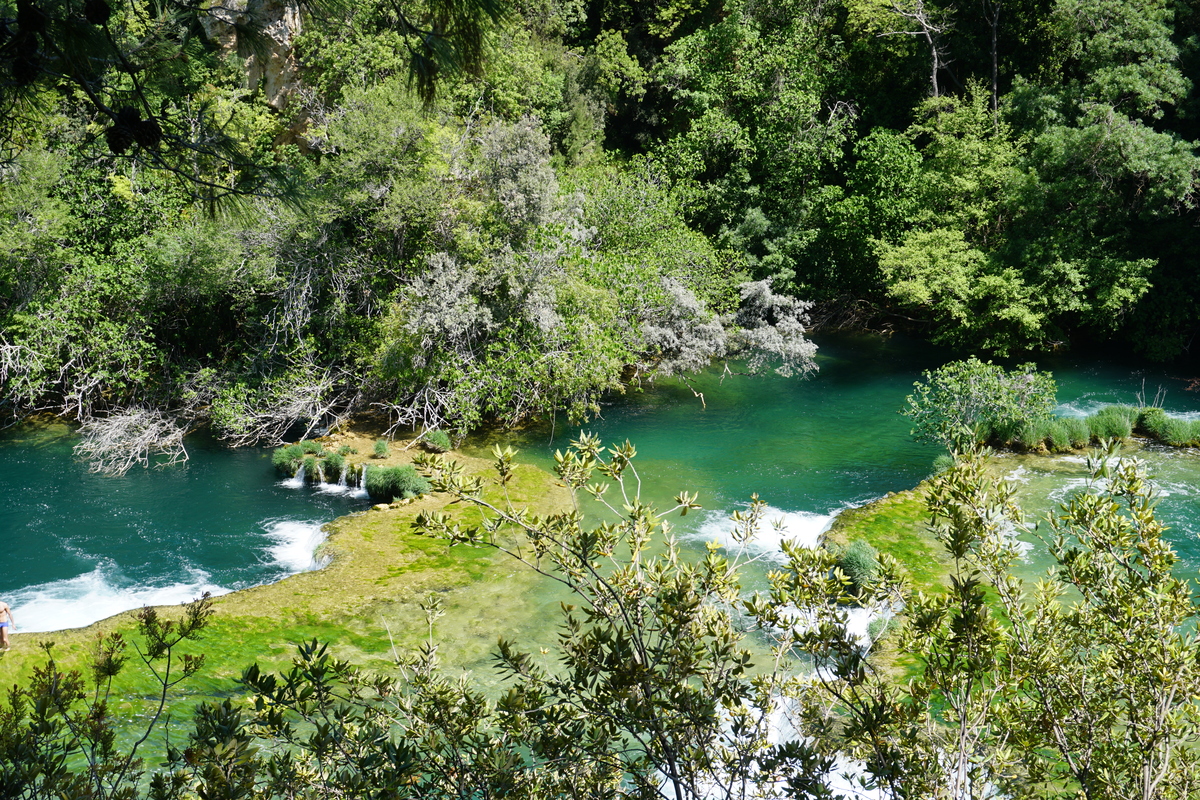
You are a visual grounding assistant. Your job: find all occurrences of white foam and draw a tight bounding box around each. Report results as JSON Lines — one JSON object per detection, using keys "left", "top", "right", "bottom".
{"left": 1054, "top": 400, "right": 1108, "bottom": 418}
{"left": 279, "top": 464, "right": 306, "bottom": 489}
{"left": 263, "top": 519, "right": 330, "bottom": 572}
{"left": 690, "top": 505, "right": 838, "bottom": 559}
{"left": 9, "top": 566, "right": 230, "bottom": 634}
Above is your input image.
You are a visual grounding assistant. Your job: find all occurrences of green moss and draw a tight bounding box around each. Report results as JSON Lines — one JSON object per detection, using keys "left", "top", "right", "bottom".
{"left": 827, "top": 486, "right": 949, "bottom": 595}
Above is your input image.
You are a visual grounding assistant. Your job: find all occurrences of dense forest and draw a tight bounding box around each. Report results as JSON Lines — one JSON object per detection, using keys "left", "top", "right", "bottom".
{"left": 3, "top": 0, "right": 1198, "bottom": 453}
{"left": 4, "top": 2, "right": 1200, "bottom": 797}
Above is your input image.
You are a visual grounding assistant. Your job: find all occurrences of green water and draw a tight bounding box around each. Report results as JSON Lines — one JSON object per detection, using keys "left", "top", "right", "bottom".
{"left": 0, "top": 424, "right": 370, "bottom": 632}
{"left": 6, "top": 332, "right": 1200, "bottom": 635}
{"left": 468, "top": 334, "right": 1200, "bottom": 571}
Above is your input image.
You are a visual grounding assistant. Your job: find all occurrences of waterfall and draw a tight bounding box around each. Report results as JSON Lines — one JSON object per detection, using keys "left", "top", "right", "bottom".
{"left": 351, "top": 464, "right": 369, "bottom": 499}
{"left": 281, "top": 463, "right": 305, "bottom": 489}
{"left": 338, "top": 463, "right": 348, "bottom": 488}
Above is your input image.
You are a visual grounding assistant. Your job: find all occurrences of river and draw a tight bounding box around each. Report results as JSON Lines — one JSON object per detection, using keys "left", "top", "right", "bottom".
{"left": 4, "top": 332, "right": 1200, "bottom": 633}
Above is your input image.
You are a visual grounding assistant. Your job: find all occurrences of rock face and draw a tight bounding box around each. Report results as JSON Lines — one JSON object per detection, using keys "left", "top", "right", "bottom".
{"left": 200, "top": 0, "right": 302, "bottom": 110}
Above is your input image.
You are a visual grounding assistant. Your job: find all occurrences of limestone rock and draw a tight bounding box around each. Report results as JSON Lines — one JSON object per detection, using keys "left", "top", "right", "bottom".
{"left": 200, "top": 0, "right": 301, "bottom": 110}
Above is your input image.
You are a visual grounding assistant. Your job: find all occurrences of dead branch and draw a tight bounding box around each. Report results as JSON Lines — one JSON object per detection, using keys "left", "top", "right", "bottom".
{"left": 74, "top": 409, "right": 190, "bottom": 477}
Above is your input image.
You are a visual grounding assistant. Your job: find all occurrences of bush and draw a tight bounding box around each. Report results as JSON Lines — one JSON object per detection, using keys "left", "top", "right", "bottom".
{"left": 1016, "top": 419, "right": 1050, "bottom": 451}
{"left": 424, "top": 429, "right": 452, "bottom": 453}
{"left": 373, "top": 439, "right": 390, "bottom": 458}
{"left": 300, "top": 440, "right": 324, "bottom": 455}
{"left": 1087, "top": 406, "right": 1133, "bottom": 441}
{"left": 337, "top": 445, "right": 353, "bottom": 457}
{"left": 1138, "top": 407, "right": 1171, "bottom": 440}
{"left": 932, "top": 453, "right": 955, "bottom": 474}
{"left": 271, "top": 444, "right": 305, "bottom": 475}
{"left": 1044, "top": 419, "right": 1076, "bottom": 453}
{"left": 365, "top": 464, "right": 431, "bottom": 502}
{"left": 1062, "top": 416, "right": 1091, "bottom": 449}
{"left": 835, "top": 539, "right": 879, "bottom": 597}
{"left": 302, "top": 455, "right": 319, "bottom": 481}
{"left": 904, "top": 358, "right": 1057, "bottom": 451}
{"left": 1160, "top": 417, "right": 1196, "bottom": 447}
{"left": 323, "top": 452, "right": 346, "bottom": 482}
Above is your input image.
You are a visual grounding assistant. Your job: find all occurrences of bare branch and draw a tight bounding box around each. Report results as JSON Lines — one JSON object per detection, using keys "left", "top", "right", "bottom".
{"left": 74, "top": 409, "right": 190, "bottom": 476}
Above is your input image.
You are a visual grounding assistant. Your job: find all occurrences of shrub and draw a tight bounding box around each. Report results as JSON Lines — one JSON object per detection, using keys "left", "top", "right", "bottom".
{"left": 1045, "top": 419, "right": 1075, "bottom": 453}
{"left": 1062, "top": 417, "right": 1091, "bottom": 449}
{"left": 835, "top": 539, "right": 879, "bottom": 597}
{"left": 373, "top": 439, "right": 390, "bottom": 458}
{"left": 424, "top": 429, "right": 452, "bottom": 453}
{"left": 365, "top": 464, "right": 431, "bottom": 502}
{"left": 323, "top": 452, "right": 346, "bottom": 482}
{"left": 337, "top": 445, "right": 353, "bottom": 457}
{"left": 1087, "top": 406, "right": 1133, "bottom": 441}
{"left": 300, "top": 440, "right": 324, "bottom": 455}
{"left": 302, "top": 455, "right": 319, "bottom": 481}
{"left": 932, "top": 453, "right": 955, "bottom": 474}
{"left": 904, "top": 357, "right": 1056, "bottom": 451}
{"left": 271, "top": 444, "right": 305, "bottom": 475}
{"left": 1138, "top": 407, "right": 1171, "bottom": 440}
{"left": 1161, "top": 417, "right": 1196, "bottom": 447}
{"left": 1016, "top": 419, "right": 1050, "bottom": 451}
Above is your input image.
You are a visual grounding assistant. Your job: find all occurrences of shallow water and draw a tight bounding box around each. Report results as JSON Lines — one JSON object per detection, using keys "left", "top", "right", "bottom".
{"left": 6, "top": 332, "right": 1200, "bottom": 635}
{"left": 0, "top": 425, "right": 369, "bottom": 632}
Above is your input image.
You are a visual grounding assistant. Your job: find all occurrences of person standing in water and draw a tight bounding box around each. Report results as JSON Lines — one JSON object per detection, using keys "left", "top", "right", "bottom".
{"left": 0, "top": 601, "right": 13, "bottom": 650}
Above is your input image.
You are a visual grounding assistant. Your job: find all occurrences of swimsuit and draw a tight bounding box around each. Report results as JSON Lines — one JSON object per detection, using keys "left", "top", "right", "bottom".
{"left": 0, "top": 622, "right": 9, "bottom": 628}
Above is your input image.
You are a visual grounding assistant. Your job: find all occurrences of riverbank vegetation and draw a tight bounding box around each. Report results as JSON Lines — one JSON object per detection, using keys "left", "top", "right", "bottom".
{"left": 5, "top": 0, "right": 1200, "bottom": 469}
{"left": 2, "top": 438, "right": 1197, "bottom": 798}
{"left": 907, "top": 357, "right": 1200, "bottom": 453}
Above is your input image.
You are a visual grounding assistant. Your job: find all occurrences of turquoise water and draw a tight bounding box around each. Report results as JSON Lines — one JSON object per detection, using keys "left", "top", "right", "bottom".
{"left": 0, "top": 426, "right": 369, "bottom": 632}
{"left": 6, "top": 332, "right": 1200, "bottom": 634}
{"left": 470, "top": 335, "right": 1200, "bottom": 569}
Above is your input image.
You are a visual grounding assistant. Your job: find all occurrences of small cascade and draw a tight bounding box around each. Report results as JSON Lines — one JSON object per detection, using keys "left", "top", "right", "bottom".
{"left": 314, "top": 461, "right": 326, "bottom": 485}
{"left": 281, "top": 463, "right": 306, "bottom": 489}
{"left": 351, "top": 464, "right": 370, "bottom": 499}
{"left": 338, "top": 463, "right": 349, "bottom": 488}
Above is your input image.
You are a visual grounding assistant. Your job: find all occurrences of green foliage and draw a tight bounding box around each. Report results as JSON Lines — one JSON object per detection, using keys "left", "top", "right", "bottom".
{"left": 1062, "top": 416, "right": 1092, "bottom": 449}
{"left": 834, "top": 539, "right": 880, "bottom": 597}
{"left": 1158, "top": 417, "right": 1196, "bottom": 446}
{"left": 373, "top": 439, "right": 390, "bottom": 459}
{"left": 301, "top": 455, "right": 319, "bottom": 480}
{"left": 1017, "top": 418, "right": 1051, "bottom": 451}
{"left": 904, "top": 357, "right": 1057, "bottom": 451}
{"left": 1137, "top": 406, "right": 1171, "bottom": 439}
{"left": 1086, "top": 405, "right": 1136, "bottom": 441}
{"left": 271, "top": 444, "right": 306, "bottom": 475}
{"left": 365, "top": 464, "right": 430, "bottom": 501}
{"left": 323, "top": 452, "right": 346, "bottom": 481}
{"left": 1136, "top": 407, "right": 1200, "bottom": 446}
{"left": 1042, "top": 417, "right": 1091, "bottom": 452}
{"left": 423, "top": 430, "right": 453, "bottom": 453}
{"left": 299, "top": 440, "right": 324, "bottom": 455}
{"left": 0, "top": 596, "right": 213, "bottom": 800}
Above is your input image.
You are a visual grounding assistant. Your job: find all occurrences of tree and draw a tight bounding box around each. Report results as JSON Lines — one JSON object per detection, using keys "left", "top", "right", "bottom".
{"left": 903, "top": 356, "right": 1057, "bottom": 450}
{"left": 0, "top": 595, "right": 213, "bottom": 800}
{"left": 0, "top": 0, "right": 508, "bottom": 195}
